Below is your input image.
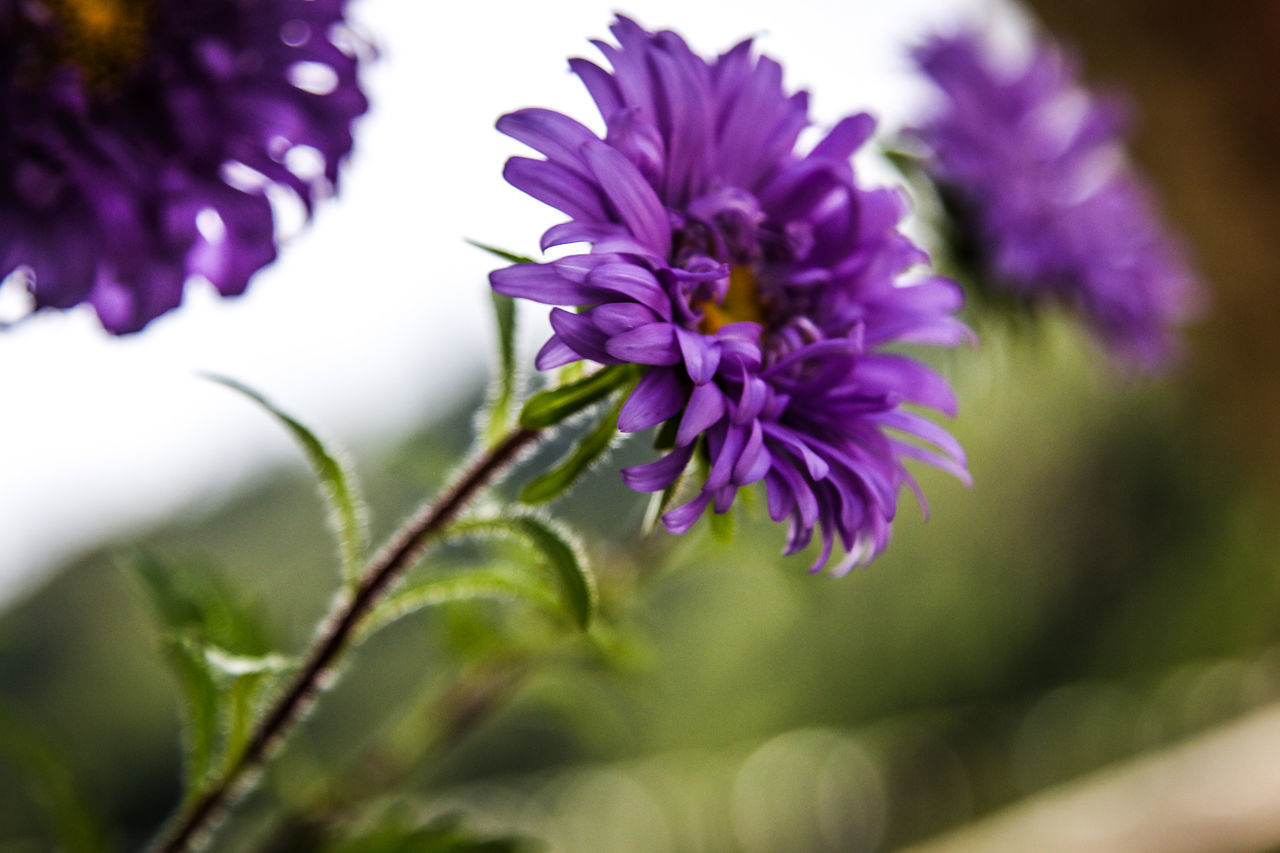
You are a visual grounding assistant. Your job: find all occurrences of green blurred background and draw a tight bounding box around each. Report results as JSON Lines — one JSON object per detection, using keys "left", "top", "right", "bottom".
{"left": 4, "top": 2, "right": 1280, "bottom": 850}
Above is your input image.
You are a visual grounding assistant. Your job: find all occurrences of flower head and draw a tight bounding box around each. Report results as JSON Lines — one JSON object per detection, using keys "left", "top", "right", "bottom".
{"left": 912, "top": 30, "right": 1199, "bottom": 369}
{"left": 1, "top": 0, "right": 369, "bottom": 333}
{"left": 491, "top": 17, "right": 969, "bottom": 573}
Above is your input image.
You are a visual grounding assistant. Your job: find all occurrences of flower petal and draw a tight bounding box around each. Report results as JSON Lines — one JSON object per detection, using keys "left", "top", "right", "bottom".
{"left": 618, "top": 367, "right": 687, "bottom": 432}
{"left": 621, "top": 443, "right": 695, "bottom": 492}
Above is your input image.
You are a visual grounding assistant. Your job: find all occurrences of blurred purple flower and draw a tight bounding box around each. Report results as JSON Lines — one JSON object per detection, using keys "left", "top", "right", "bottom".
{"left": 912, "top": 30, "right": 1199, "bottom": 369}
{"left": 1, "top": 0, "right": 369, "bottom": 333}
{"left": 491, "top": 17, "right": 969, "bottom": 573}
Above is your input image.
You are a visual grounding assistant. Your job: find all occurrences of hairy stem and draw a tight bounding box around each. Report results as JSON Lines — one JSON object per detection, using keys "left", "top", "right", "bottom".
{"left": 153, "top": 426, "right": 542, "bottom": 853}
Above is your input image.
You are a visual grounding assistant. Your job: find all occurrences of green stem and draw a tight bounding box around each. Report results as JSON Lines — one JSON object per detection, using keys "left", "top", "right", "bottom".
{"left": 152, "top": 426, "right": 543, "bottom": 853}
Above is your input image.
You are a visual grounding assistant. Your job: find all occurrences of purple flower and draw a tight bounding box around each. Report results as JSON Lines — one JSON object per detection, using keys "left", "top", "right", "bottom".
{"left": 491, "top": 17, "right": 969, "bottom": 573}
{"left": 1, "top": 0, "right": 369, "bottom": 333}
{"left": 912, "top": 30, "right": 1199, "bottom": 369}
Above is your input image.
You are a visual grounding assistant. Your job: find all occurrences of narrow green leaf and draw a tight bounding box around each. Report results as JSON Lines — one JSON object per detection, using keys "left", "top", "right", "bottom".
{"left": 450, "top": 514, "right": 596, "bottom": 629}
{"left": 204, "top": 375, "right": 369, "bottom": 586}
{"left": 519, "top": 395, "right": 624, "bottom": 504}
{"left": 162, "top": 637, "right": 221, "bottom": 802}
{"left": 129, "top": 551, "right": 205, "bottom": 631}
{"left": 125, "top": 554, "right": 283, "bottom": 802}
{"left": 465, "top": 238, "right": 537, "bottom": 266}
{"left": 519, "top": 364, "right": 636, "bottom": 429}
{"left": 361, "top": 568, "right": 558, "bottom": 640}
{"left": 481, "top": 292, "right": 519, "bottom": 448}
{"left": 882, "top": 145, "right": 923, "bottom": 179}
{"left": 125, "top": 552, "right": 270, "bottom": 653}
{"left": 466, "top": 238, "right": 531, "bottom": 449}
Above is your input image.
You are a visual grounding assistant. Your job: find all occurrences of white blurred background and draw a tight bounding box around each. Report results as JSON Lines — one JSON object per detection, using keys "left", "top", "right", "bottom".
{"left": 0, "top": 0, "right": 1013, "bottom": 605}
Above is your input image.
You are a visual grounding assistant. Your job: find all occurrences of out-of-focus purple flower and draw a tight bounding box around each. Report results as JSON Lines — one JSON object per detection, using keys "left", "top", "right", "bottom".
{"left": 912, "top": 30, "right": 1199, "bottom": 369}
{"left": 1, "top": 0, "right": 369, "bottom": 333}
{"left": 491, "top": 17, "right": 969, "bottom": 573}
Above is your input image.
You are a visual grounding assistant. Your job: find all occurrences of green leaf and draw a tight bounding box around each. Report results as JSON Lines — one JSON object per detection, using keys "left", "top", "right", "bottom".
{"left": 361, "top": 568, "right": 558, "bottom": 640}
{"left": 0, "top": 701, "right": 107, "bottom": 852}
{"left": 466, "top": 239, "right": 531, "bottom": 449}
{"left": 126, "top": 552, "right": 268, "bottom": 651}
{"left": 125, "top": 554, "right": 288, "bottom": 802}
{"left": 162, "top": 637, "right": 222, "bottom": 798}
{"left": 481, "top": 292, "right": 519, "bottom": 448}
{"left": 449, "top": 514, "right": 596, "bottom": 629}
{"left": 204, "top": 374, "right": 369, "bottom": 587}
{"left": 465, "top": 238, "right": 537, "bottom": 266}
{"left": 519, "top": 395, "right": 624, "bottom": 504}
{"left": 882, "top": 145, "right": 924, "bottom": 179}
{"left": 519, "top": 364, "right": 637, "bottom": 430}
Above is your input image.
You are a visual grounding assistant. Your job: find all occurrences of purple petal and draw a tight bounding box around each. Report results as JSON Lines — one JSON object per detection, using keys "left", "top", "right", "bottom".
{"left": 548, "top": 307, "right": 619, "bottom": 364}
{"left": 662, "top": 492, "right": 712, "bottom": 534}
{"left": 606, "top": 323, "right": 683, "bottom": 365}
{"left": 490, "top": 263, "right": 600, "bottom": 306}
{"left": 621, "top": 444, "right": 695, "bottom": 492}
{"left": 497, "top": 108, "right": 599, "bottom": 171}
{"left": 676, "top": 381, "right": 726, "bottom": 446}
{"left": 504, "top": 157, "right": 608, "bottom": 223}
{"left": 675, "top": 327, "right": 722, "bottom": 385}
{"left": 586, "top": 262, "right": 672, "bottom": 318}
{"left": 764, "top": 470, "right": 796, "bottom": 522}
{"left": 581, "top": 139, "right": 672, "bottom": 256}
{"left": 808, "top": 113, "right": 876, "bottom": 163}
{"left": 762, "top": 424, "right": 830, "bottom": 481}
{"left": 705, "top": 423, "right": 747, "bottom": 491}
{"left": 591, "top": 303, "right": 663, "bottom": 336}
{"left": 535, "top": 335, "right": 582, "bottom": 370}
{"left": 540, "top": 221, "right": 632, "bottom": 251}
{"left": 618, "top": 367, "right": 687, "bottom": 432}
{"left": 731, "top": 419, "right": 771, "bottom": 484}
{"left": 857, "top": 354, "right": 958, "bottom": 416}
{"left": 569, "top": 58, "right": 623, "bottom": 119}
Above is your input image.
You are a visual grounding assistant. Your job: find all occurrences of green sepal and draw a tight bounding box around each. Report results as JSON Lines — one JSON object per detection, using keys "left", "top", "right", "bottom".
{"left": 203, "top": 375, "right": 368, "bottom": 588}
{"left": 518, "top": 364, "right": 637, "bottom": 430}
{"left": 519, "top": 395, "right": 624, "bottom": 505}
{"left": 881, "top": 145, "right": 925, "bottom": 180}
{"left": 652, "top": 415, "right": 680, "bottom": 452}
{"left": 709, "top": 507, "right": 736, "bottom": 544}
{"left": 465, "top": 238, "right": 537, "bottom": 266}
{"left": 448, "top": 514, "right": 596, "bottom": 630}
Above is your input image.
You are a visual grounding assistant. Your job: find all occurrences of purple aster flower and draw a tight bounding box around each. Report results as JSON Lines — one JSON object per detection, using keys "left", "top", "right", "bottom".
{"left": 1, "top": 0, "right": 369, "bottom": 333}
{"left": 911, "top": 30, "right": 1199, "bottom": 369}
{"left": 490, "top": 17, "right": 970, "bottom": 573}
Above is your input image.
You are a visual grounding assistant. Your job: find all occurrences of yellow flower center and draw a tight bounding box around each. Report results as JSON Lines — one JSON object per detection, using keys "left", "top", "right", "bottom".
{"left": 43, "top": 0, "right": 152, "bottom": 88}
{"left": 699, "top": 266, "right": 763, "bottom": 334}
